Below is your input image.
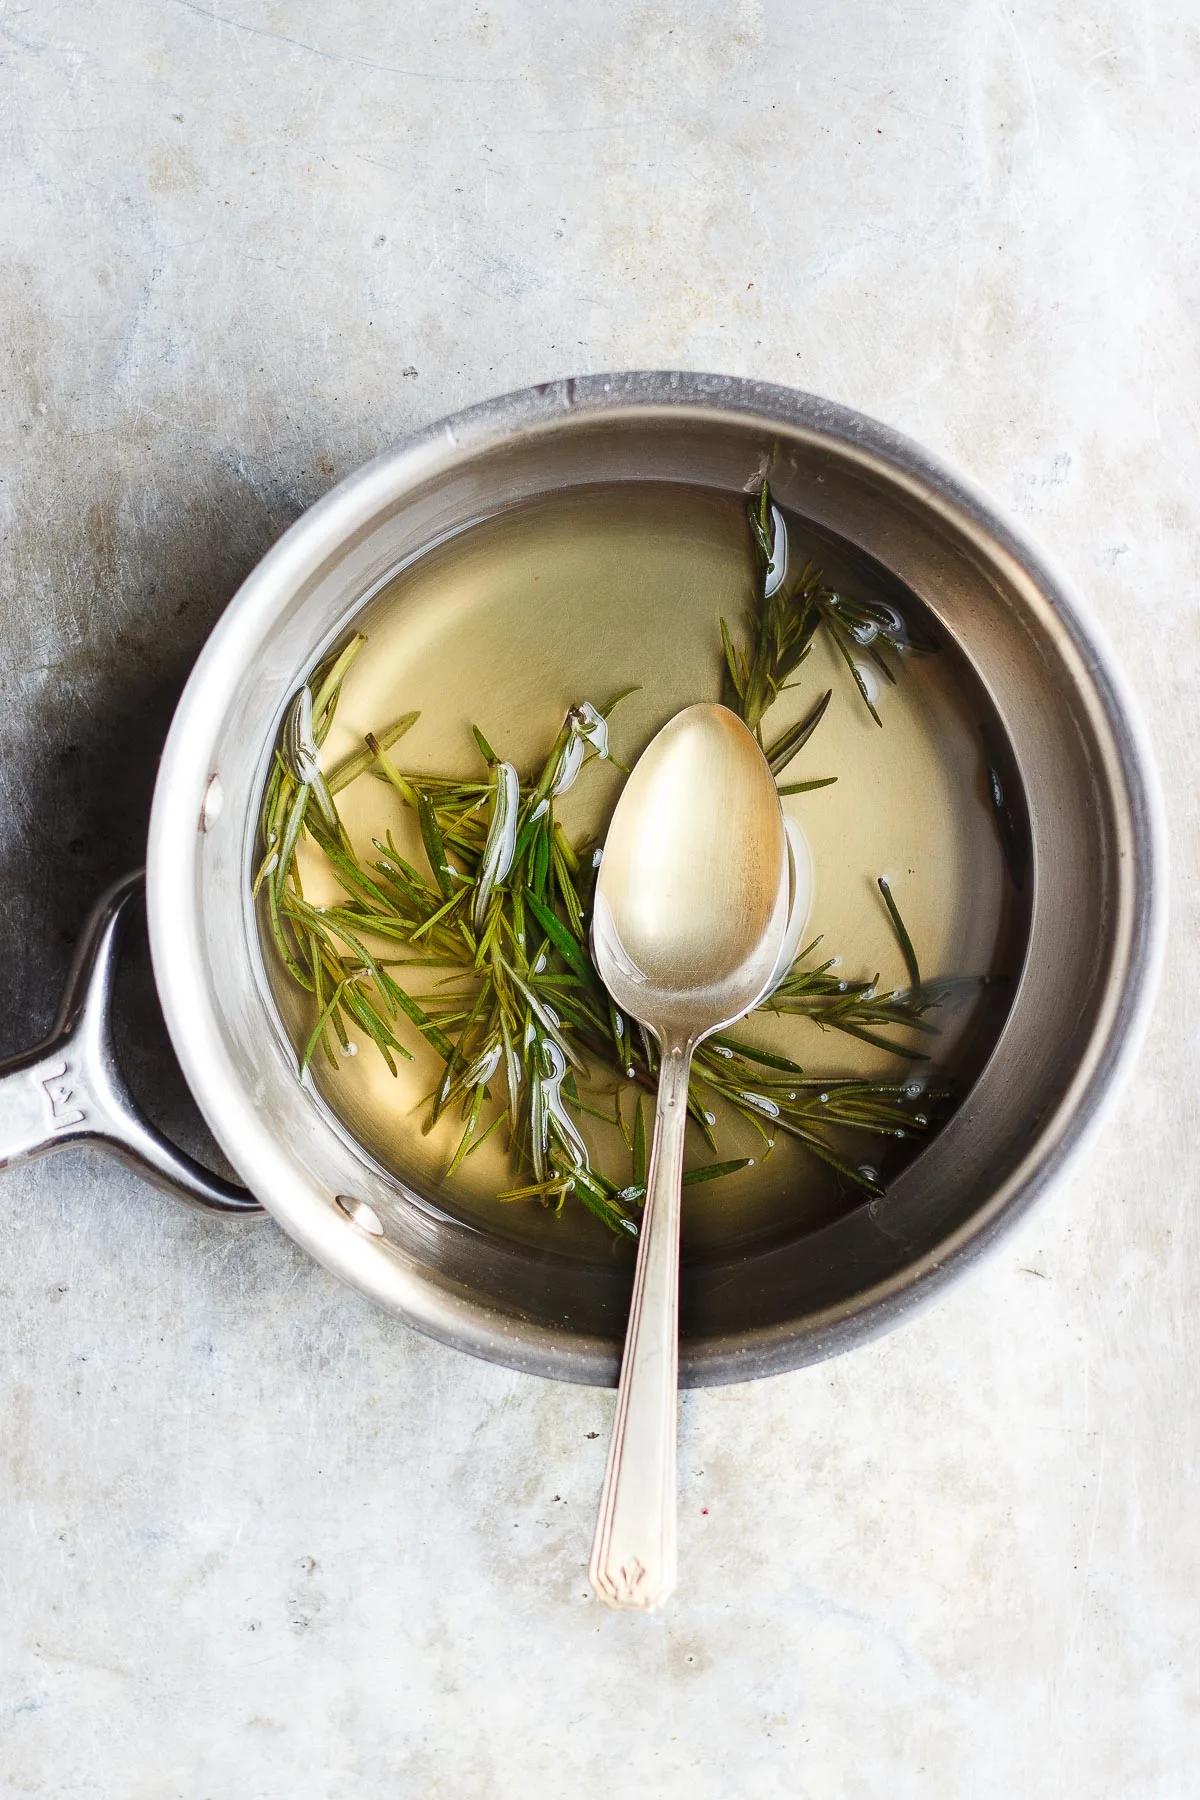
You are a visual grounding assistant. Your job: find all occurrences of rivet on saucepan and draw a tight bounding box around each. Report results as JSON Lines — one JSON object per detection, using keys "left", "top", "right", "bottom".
{"left": 200, "top": 772, "right": 224, "bottom": 832}
{"left": 335, "top": 1193, "right": 384, "bottom": 1236}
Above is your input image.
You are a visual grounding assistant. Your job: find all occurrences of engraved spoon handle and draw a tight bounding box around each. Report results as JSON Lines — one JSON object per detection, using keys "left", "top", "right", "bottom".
{"left": 589, "top": 1042, "right": 692, "bottom": 1610}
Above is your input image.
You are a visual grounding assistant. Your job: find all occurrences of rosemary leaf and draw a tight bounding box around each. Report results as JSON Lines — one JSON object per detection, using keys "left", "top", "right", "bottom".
{"left": 367, "top": 734, "right": 420, "bottom": 809}
{"left": 632, "top": 1094, "right": 648, "bottom": 1190}
{"left": 598, "top": 685, "right": 641, "bottom": 718}
{"left": 328, "top": 711, "right": 420, "bottom": 795}
{"left": 311, "top": 634, "right": 366, "bottom": 740}
{"left": 764, "top": 688, "right": 832, "bottom": 776}
{"left": 525, "top": 889, "right": 592, "bottom": 983}
{"left": 417, "top": 791, "right": 455, "bottom": 900}
{"left": 777, "top": 777, "right": 837, "bottom": 795}
{"left": 877, "top": 875, "right": 921, "bottom": 989}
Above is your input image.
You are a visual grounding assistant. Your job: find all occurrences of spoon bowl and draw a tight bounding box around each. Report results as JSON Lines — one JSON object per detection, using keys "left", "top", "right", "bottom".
{"left": 592, "top": 704, "right": 791, "bottom": 1045}
{"left": 588, "top": 702, "right": 791, "bottom": 1609}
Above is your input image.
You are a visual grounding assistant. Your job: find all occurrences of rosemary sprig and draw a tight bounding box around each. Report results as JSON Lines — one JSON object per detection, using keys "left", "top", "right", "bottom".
{"left": 722, "top": 480, "right": 931, "bottom": 735}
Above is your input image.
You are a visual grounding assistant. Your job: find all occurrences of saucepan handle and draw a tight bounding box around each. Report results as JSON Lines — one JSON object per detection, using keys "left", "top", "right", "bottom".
{"left": 0, "top": 871, "right": 262, "bottom": 1215}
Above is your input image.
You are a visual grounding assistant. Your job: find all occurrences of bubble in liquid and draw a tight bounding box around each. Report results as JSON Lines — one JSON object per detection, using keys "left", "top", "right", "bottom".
{"left": 852, "top": 662, "right": 880, "bottom": 707}
{"left": 764, "top": 504, "right": 789, "bottom": 597}
{"left": 743, "top": 1093, "right": 780, "bottom": 1119}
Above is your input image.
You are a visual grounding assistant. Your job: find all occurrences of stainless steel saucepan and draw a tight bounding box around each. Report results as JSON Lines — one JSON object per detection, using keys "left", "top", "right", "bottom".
{"left": 0, "top": 374, "right": 1165, "bottom": 1385}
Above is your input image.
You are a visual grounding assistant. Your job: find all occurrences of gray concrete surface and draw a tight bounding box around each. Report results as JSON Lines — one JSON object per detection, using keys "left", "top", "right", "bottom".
{"left": 1, "top": 2, "right": 1197, "bottom": 1795}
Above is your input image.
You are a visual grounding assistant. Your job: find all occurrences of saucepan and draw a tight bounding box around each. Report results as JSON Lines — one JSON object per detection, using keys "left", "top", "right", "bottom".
{"left": 0, "top": 373, "right": 1165, "bottom": 1384}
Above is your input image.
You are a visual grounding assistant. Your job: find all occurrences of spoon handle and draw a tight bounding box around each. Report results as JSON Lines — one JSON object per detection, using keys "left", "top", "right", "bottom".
{"left": 589, "top": 1044, "right": 692, "bottom": 1610}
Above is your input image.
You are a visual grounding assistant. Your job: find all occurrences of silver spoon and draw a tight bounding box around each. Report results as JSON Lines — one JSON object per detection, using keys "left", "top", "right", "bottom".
{"left": 588, "top": 702, "right": 792, "bottom": 1610}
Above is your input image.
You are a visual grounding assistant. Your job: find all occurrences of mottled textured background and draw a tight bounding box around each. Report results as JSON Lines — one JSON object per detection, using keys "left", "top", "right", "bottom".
{"left": 1, "top": 3, "right": 1197, "bottom": 1795}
